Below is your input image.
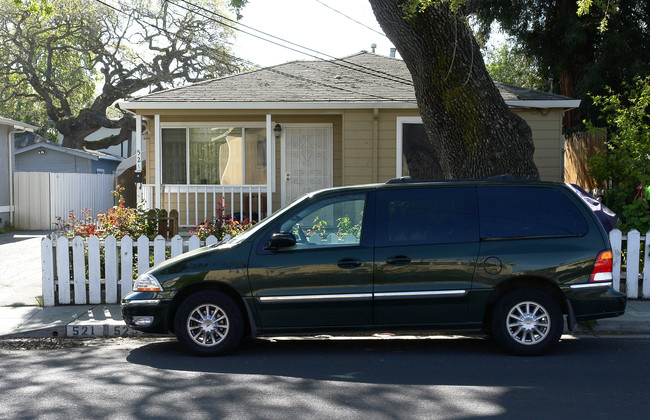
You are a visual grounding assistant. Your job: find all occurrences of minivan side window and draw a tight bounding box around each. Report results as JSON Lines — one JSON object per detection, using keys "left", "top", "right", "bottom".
{"left": 375, "top": 187, "right": 478, "bottom": 247}
{"left": 478, "top": 186, "right": 588, "bottom": 239}
{"left": 275, "top": 193, "right": 366, "bottom": 248}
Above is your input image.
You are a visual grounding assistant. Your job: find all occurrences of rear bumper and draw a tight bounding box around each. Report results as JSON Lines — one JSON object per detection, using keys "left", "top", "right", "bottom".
{"left": 564, "top": 284, "right": 626, "bottom": 321}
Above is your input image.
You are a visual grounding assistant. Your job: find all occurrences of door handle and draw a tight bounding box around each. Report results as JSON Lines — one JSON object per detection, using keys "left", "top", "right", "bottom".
{"left": 386, "top": 256, "right": 411, "bottom": 266}
{"left": 337, "top": 258, "right": 362, "bottom": 269}
{"left": 285, "top": 172, "right": 291, "bottom": 181}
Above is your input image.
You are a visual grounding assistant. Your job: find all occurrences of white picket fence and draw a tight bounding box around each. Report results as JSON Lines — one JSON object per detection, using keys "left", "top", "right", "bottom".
{"left": 40, "top": 234, "right": 226, "bottom": 306}
{"left": 40, "top": 228, "right": 649, "bottom": 307}
{"left": 610, "top": 229, "right": 650, "bottom": 299}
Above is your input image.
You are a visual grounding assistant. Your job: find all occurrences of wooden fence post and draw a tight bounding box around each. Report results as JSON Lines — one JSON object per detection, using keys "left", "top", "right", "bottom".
{"left": 206, "top": 235, "right": 218, "bottom": 246}
{"left": 645, "top": 230, "right": 650, "bottom": 299}
{"left": 72, "top": 236, "right": 86, "bottom": 304}
{"left": 188, "top": 235, "right": 200, "bottom": 251}
{"left": 171, "top": 235, "right": 183, "bottom": 257}
{"left": 105, "top": 235, "right": 118, "bottom": 303}
{"left": 121, "top": 235, "right": 133, "bottom": 298}
{"left": 137, "top": 235, "right": 149, "bottom": 276}
{"left": 626, "top": 230, "right": 640, "bottom": 298}
{"left": 41, "top": 237, "right": 55, "bottom": 307}
{"left": 610, "top": 229, "right": 622, "bottom": 292}
{"left": 154, "top": 235, "right": 165, "bottom": 266}
{"left": 56, "top": 236, "right": 71, "bottom": 304}
{"left": 88, "top": 236, "right": 101, "bottom": 304}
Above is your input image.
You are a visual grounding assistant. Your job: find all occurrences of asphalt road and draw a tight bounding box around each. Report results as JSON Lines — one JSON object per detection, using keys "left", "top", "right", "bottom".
{"left": 1, "top": 335, "right": 649, "bottom": 419}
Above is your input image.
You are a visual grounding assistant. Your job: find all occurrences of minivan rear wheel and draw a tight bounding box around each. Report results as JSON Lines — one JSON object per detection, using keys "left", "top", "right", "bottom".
{"left": 491, "top": 288, "right": 563, "bottom": 356}
{"left": 174, "top": 291, "right": 244, "bottom": 356}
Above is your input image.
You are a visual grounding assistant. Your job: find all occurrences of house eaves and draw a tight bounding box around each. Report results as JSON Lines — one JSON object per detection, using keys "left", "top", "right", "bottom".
{"left": 118, "top": 101, "right": 419, "bottom": 110}
{"left": 504, "top": 100, "right": 581, "bottom": 110}
{"left": 15, "top": 143, "right": 123, "bottom": 162}
{"left": 0, "top": 117, "right": 37, "bottom": 132}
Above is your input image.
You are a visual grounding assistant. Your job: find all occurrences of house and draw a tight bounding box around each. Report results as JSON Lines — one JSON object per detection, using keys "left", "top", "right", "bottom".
{"left": 0, "top": 117, "right": 37, "bottom": 227}
{"left": 14, "top": 140, "right": 123, "bottom": 174}
{"left": 117, "top": 52, "right": 580, "bottom": 228}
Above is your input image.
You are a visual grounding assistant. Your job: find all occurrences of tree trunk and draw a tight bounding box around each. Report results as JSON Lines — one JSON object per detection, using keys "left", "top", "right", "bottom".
{"left": 369, "top": 0, "right": 539, "bottom": 179}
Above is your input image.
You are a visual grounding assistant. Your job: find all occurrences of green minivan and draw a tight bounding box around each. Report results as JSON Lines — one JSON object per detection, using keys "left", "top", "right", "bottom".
{"left": 121, "top": 179, "right": 626, "bottom": 356}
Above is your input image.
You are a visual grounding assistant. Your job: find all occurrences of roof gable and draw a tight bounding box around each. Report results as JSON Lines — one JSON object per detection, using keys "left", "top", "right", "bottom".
{"left": 120, "top": 52, "right": 578, "bottom": 110}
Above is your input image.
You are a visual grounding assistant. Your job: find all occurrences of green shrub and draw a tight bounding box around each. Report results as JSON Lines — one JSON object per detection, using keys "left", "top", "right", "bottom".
{"left": 588, "top": 75, "right": 650, "bottom": 232}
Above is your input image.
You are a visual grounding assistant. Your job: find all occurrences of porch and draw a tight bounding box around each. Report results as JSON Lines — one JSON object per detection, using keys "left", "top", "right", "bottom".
{"left": 141, "top": 183, "right": 268, "bottom": 228}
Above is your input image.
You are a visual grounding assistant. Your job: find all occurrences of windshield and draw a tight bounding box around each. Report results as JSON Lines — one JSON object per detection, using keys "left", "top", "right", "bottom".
{"left": 223, "top": 194, "right": 313, "bottom": 247}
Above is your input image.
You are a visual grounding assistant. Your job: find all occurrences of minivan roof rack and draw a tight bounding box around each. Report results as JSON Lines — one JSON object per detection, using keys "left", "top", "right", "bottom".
{"left": 385, "top": 174, "right": 523, "bottom": 184}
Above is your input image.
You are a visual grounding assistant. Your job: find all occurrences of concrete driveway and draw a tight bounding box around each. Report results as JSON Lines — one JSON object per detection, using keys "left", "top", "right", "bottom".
{"left": 0, "top": 231, "right": 49, "bottom": 307}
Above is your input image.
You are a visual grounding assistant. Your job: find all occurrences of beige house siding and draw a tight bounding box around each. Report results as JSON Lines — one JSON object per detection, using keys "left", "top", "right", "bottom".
{"left": 342, "top": 109, "right": 421, "bottom": 185}
{"left": 136, "top": 107, "right": 564, "bottom": 222}
{"left": 515, "top": 109, "right": 564, "bottom": 182}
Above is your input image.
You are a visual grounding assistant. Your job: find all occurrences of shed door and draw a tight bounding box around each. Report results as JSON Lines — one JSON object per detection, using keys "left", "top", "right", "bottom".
{"left": 281, "top": 126, "right": 333, "bottom": 206}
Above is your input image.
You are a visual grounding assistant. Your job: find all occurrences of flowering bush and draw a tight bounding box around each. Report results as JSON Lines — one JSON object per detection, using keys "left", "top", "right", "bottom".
{"left": 190, "top": 197, "right": 255, "bottom": 241}
{"left": 55, "top": 185, "right": 160, "bottom": 240}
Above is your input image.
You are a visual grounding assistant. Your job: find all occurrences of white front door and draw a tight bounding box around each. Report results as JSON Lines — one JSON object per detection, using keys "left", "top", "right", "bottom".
{"left": 281, "top": 125, "right": 333, "bottom": 206}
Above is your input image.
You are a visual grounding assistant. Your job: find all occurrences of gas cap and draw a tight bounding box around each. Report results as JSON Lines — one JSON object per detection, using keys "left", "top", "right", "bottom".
{"left": 483, "top": 256, "right": 503, "bottom": 275}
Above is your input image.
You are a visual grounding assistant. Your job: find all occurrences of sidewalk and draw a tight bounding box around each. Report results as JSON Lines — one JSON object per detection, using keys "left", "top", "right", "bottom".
{"left": 1, "top": 300, "right": 650, "bottom": 339}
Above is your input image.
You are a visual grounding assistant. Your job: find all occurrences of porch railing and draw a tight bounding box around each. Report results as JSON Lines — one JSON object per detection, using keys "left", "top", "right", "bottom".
{"left": 142, "top": 184, "right": 268, "bottom": 227}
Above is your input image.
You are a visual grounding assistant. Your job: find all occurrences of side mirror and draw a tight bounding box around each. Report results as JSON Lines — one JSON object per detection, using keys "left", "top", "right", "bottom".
{"left": 264, "top": 232, "right": 297, "bottom": 251}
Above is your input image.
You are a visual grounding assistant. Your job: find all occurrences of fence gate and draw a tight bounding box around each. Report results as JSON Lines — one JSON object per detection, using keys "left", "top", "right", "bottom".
{"left": 14, "top": 172, "right": 116, "bottom": 230}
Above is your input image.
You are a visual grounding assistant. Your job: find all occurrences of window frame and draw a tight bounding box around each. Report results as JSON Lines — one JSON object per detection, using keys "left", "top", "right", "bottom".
{"left": 395, "top": 116, "right": 423, "bottom": 178}
{"left": 160, "top": 122, "right": 269, "bottom": 186}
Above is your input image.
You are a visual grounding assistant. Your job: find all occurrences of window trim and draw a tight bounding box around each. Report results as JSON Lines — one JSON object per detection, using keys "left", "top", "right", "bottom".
{"left": 160, "top": 122, "right": 267, "bottom": 186}
{"left": 395, "top": 116, "right": 423, "bottom": 178}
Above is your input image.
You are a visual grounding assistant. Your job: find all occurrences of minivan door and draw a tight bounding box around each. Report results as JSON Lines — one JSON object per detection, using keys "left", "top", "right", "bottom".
{"left": 373, "top": 186, "right": 480, "bottom": 326}
{"left": 249, "top": 192, "right": 373, "bottom": 329}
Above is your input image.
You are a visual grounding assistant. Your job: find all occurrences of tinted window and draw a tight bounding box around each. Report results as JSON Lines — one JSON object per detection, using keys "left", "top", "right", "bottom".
{"left": 375, "top": 187, "right": 478, "bottom": 247}
{"left": 478, "top": 186, "right": 588, "bottom": 239}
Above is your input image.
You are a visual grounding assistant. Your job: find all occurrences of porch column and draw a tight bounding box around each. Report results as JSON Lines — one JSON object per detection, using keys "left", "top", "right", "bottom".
{"left": 135, "top": 115, "right": 142, "bottom": 205}
{"left": 266, "top": 114, "right": 273, "bottom": 218}
{"left": 154, "top": 114, "right": 161, "bottom": 209}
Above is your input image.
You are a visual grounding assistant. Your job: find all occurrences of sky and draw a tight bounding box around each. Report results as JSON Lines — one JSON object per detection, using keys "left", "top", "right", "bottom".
{"left": 233, "top": 0, "right": 399, "bottom": 67}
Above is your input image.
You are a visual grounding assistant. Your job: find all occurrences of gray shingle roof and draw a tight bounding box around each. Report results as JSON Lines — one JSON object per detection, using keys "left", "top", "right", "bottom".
{"left": 122, "top": 52, "right": 575, "bottom": 106}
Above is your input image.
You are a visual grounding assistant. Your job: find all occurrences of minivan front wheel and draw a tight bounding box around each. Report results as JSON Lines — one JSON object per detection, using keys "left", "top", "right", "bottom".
{"left": 491, "top": 288, "right": 563, "bottom": 356}
{"left": 174, "top": 291, "right": 244, "bottom": 356}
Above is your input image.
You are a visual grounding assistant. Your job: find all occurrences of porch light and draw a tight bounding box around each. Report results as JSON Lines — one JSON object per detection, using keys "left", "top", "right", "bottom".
{"left": 274, "top": 124, "right": 282, "bottom": 137}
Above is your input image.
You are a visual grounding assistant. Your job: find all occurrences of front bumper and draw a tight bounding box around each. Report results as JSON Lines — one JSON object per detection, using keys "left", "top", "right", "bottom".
{"left": 564, "top": 284, "right": 626, "bottom": 321}
{"left": 121, "top": 295, "right": 172, "bottom": 334}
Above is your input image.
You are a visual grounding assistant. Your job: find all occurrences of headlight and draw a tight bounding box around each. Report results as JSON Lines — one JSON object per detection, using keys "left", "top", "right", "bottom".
{"left": 133, "top": 273, "right": 163, "bottom": 292}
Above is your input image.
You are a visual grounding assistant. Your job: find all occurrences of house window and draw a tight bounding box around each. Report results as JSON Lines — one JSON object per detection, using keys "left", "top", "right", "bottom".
{"left": 161, "top": 126, "right": 267, "bottom": 185}
{"left": 396, "top": 117, "right": 442, "bottom": 179}
{"left": 396, "top": 117, "right": 422, "bottom": 178}
{"left": 162, "top": 128, "right": 186, "bottom": 184}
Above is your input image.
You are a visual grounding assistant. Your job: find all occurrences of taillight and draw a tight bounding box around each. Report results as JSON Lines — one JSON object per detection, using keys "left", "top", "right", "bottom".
{"left": 590, "top": 250, "right": 613, "bottom": 282}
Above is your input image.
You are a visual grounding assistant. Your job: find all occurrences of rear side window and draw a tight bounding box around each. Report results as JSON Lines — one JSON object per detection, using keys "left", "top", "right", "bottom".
{"left": 375, "top": 187, "right": 478, "bottom": 247}
{"left": 478, "top": 186, "right": 588, "bottom": 239}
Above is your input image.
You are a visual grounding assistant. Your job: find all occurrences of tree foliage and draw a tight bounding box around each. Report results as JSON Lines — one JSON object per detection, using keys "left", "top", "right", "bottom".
{"left": 468, "top": 0, "right": 650, "bottom": 130}
{"left": 0, "top": 0, "right": 244, "bottom": 149}
{"left": 588, "top": 75, "right": 650, "bottom": 232}
{"left": 483, "top": 39, "right": 545, "bottom": 90}
{"left": 369, "top": 0, "right": 539, "bottom": 179}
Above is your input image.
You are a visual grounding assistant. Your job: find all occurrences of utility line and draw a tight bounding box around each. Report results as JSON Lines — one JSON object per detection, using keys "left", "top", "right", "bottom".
{"left": 92, "top": 0, "right": 415, "bottom": 103}
{"left": 314, "top": 0, "right": 387, "bottom": 38}
{"left": 172, "top": 0, "right": 413, "bottom": 86}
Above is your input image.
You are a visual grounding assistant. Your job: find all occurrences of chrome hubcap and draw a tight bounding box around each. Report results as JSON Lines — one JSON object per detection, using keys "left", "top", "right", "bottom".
{"left": 187, "top": 303, "right": 229, "bottom": 347}
{"left": 506, "top": 301, "right": 551, "bottom": 345}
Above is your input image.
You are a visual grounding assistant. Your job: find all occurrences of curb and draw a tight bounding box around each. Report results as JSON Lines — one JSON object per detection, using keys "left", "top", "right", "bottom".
{"left": 66, "top": 319, "right": 145, "bottom": 338}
